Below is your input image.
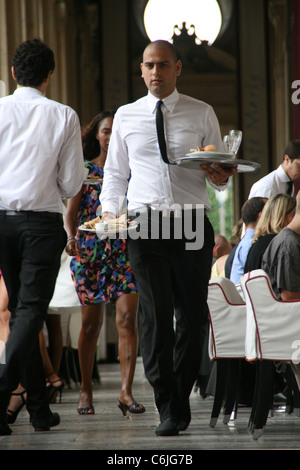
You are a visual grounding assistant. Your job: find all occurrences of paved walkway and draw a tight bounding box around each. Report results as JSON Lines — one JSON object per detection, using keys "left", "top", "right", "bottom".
{"left": 0, "top": 358, "right": 299, "bottom": 458}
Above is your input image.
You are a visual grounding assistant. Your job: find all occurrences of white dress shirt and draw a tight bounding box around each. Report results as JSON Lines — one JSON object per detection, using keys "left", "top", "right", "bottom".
{"left": 0, "top": 87, "right": 85, "bottom": 212}
{"left": 248, "top": 164, "right": 291, "bottom": 199}
{"left": 100, "top": 89, "right": 226, "bottom": 215}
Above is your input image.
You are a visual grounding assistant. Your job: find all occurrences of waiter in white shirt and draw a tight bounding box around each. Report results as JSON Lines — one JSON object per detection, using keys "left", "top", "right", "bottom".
{"left": 0, "top": 39, "right": 85, "bottom": 435}
{"left": 248, "top": 140, "right": 300, "bottom": 199}
{"left": 100, "top": 40, "right": 236, "bottom": 436}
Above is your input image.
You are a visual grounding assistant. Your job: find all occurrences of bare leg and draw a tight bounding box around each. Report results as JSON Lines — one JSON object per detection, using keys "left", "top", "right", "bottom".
{"left": 0, "top": 276, "right": 27, "bottom": 417}
{"left": 45, "top": 314, "right": 63, "bottom": 373}
{"left": 39, "top": 330, "right": 55, "bottom": 377}
{"left": 39, "top": 330, "right": 63, "bottom": 399}
{"left": 116, "top": 293, "right": 144, "bottom": 411}
{"left": 77, "top": 303, "right": 105, "bottom": 411}
{"left": 0, "top": 275, "right": 10, "bottom": 343}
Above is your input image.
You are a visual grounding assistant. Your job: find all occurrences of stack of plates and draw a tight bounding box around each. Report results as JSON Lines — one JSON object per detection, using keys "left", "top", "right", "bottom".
{"left": 174, "top": 152, "right": 260, "bottom": 173}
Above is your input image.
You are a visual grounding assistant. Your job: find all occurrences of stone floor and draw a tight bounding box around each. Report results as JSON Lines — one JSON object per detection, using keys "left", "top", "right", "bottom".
{"left": 1, "top": 358, "right": 300, "bottom": 457}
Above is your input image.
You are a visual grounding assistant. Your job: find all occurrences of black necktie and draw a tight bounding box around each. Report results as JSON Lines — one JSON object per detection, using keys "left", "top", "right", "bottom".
{"left": 287, "top": 180, "right": 294, "bottom": 195}
{"left": 155, "top": 100, "right": 174, "bottom": 165}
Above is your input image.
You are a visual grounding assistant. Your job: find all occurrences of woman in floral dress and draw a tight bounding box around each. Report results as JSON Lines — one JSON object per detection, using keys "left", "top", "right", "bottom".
{"left": 65, "top": 112, "right": 144, "bottom": 416}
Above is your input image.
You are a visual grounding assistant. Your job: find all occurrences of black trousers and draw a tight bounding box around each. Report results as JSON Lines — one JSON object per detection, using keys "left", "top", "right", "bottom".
{"left": 128, "top": 210, "right": 214, "bottom": 422}
{"left": 0, "top": 211, "right": 66, "bottom": 423}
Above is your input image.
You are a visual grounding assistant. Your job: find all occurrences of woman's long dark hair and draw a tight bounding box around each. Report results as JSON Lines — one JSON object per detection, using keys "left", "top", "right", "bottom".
{"left": 82, "top": 111, "right": 114, "bottom": 160}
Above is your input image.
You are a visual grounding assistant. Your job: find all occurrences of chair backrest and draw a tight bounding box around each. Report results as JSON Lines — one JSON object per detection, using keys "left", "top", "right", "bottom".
{"left": 241, "top": 269, "right": 300, "bottom": 361}
{"left": 207, "top": 276, "right": 246, "bottom": 360}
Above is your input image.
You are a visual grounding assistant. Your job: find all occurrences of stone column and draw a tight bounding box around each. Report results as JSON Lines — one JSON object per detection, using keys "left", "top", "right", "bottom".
{"left": 100, "top": 0, "right": 130, "bottom": 110}
{"left": 238, "top": 0, "right": 271, "bottom": 202}
{"left": 0, "top": 0, "right": 101, "bottom": 123}
{"left": 268, "top": 0, "right": 292, "bottom": 165}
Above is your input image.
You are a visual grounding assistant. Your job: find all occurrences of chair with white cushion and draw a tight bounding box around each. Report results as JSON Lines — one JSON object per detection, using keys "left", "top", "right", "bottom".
{"left": 207, "top": 276, "right": 247, "bottom": 426}
{"left": 241, "top": 269, "right": 300, "bottom": 438}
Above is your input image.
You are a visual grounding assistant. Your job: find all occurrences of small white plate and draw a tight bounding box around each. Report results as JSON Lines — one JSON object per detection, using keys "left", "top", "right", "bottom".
{"left": 83, "top": 178, "right": 102, "bottom": 185}
{"left": 78, "top": 226, "right": 97, "bottom": 232}
{"left": 78, "top": 223, "right": 138, "bottom": 237}
{"left": 185, "top": 151, "right": 235, "bottom": 159}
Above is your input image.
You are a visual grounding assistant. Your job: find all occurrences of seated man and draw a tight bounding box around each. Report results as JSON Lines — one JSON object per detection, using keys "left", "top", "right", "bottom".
{"left": 248, "top": 140, "right": 300, "bottom": 199}
{"left": 230, "top": 197, "right": 266, "bottom": 285}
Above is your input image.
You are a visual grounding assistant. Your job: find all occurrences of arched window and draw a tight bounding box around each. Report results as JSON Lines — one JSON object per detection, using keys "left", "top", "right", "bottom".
{"left": 143, "top": 0, "right": 222, "bottom": 45}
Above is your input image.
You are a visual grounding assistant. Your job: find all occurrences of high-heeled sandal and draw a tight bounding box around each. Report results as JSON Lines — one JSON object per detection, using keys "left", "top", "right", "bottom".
{"left": 118, "top": 400, "right": 146, "bottom": 416}
{"left": 46, "top": 372, "right": 64, "bottom": 404}
{"left": 6, "top": 390, "right": 26, "bottom": 424}
{"left": 77, "top": 405, "right": 95, "bottom": 415}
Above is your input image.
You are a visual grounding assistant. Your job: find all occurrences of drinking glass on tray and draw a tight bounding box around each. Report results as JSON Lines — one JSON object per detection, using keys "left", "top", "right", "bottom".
{"left": 228, "top": 130, "right": 242, "bottom": 156}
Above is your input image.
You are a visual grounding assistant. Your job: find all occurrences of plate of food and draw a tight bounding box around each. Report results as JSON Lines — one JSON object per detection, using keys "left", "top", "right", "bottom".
{"left": 78, "top": 216, "right": 101, "bottom": 232}
{"left": 178, "top": 144, "right": 260, "bottom": 173}
{"left": 83, "top": 176, "right": 103, "bottom": 185}
{"left": 185, "top": 151, "right": 235, "bottom": 160}
{"left": 78, "top": 214, "right": 138, "bottom": 237}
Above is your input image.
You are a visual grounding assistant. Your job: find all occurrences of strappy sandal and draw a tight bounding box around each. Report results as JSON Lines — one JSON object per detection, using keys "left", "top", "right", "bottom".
{"left": 6, "top": 390, "right": 26, "bottom": 424}
{"left": 46, "top": 371, "right": 64, "bottom": 404}
{"left": 77, "top": 405, "right": 95, "bottom": 415}
{"left": 118, "top": 400, "right": 146, "bottom": 416}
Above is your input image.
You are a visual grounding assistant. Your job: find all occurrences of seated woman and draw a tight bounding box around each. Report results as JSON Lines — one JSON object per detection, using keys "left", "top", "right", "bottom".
{"left": 241, "top": 193, "right": 296, "bottom": 405}
{"left": 210, "top": 234, "right": 231, "bottom": 279}
{"left": 245, "top": 194, "right": 296, "bottom": 273}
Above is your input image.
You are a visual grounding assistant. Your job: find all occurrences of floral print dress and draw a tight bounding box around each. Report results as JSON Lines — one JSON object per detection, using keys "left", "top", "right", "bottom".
{"left": 70, "top": 160, "right": 137, "bottom": 305}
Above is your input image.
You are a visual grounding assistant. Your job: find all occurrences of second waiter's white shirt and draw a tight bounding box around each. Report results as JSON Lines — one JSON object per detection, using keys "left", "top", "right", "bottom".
{"left": 101, "top": 89, "right": 226, "bottom": 215}
{"left": 248, "top": 164, "right": 291, "bottom": 199}
{"left": 0, "top": 87, "right": 85, "bottom": 213}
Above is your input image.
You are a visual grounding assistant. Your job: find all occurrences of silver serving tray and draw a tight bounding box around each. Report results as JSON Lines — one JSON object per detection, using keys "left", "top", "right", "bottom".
{"left": 175, "top": 153, "right": 260, "bottom": 173}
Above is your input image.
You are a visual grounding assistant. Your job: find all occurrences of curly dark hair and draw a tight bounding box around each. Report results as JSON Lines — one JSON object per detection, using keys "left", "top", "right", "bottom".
{"left": 12, "top": 38, "right": 55, "bottom": 87}
{"left": 82, "top": 111, "right": 115, "bottom": 160}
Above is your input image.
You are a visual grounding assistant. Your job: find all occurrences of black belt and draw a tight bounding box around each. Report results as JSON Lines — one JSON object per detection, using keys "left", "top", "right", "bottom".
{"left": 0, "top": 210, "right": 62, "bottom": 220}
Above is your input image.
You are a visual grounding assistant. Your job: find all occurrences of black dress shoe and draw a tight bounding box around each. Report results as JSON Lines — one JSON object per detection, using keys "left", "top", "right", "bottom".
{"left": 0, "top": 421, "right": 12, "bottom": 436}
{"left": 178, "top": 418, "right": 190, "bottom": 431}
{"left": 155, "top": 418, "right": 179, "bottom": 436}
{"left": 177, "top": 400, "right": 191, "bottom": 431}
{"left": 33, "top": 412, "right": 60, "bottom": 432}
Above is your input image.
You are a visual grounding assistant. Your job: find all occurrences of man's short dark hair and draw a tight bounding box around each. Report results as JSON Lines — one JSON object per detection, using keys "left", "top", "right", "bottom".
{"left": 12, "top": 38, "right": 55, "bottom": 87}
{"left": 241, "top": 197, "right": 266, "bottom": 225}
{"left": 283, "top": 140, "right": 300, "bottom": 161}
{"left": 144, "top": 40, "right": 178, "bottom": 62}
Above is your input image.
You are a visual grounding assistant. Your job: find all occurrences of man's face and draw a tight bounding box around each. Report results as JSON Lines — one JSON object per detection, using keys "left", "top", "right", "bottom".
{"left": 140, "top": 44, "right": 182, "bottom": 99}
{"left": 284, "top": 156, "right": 300, "bottom": 181}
